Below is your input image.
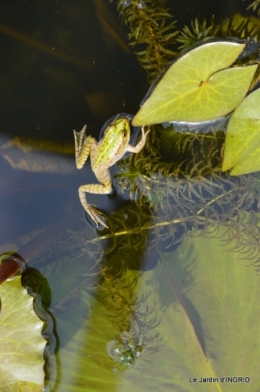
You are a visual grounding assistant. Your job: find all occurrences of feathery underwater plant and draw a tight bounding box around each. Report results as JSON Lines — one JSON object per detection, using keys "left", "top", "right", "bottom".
{"left": 110, "top": 0, "right": 179, "bottom": 82}
{"left": 244, "top": 0, "right": 260, "bottom": 14}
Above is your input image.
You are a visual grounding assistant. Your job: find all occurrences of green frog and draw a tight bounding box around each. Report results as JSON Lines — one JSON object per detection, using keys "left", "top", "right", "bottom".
{"left": 74, "top": 117, "right": 149, "bottom": 228}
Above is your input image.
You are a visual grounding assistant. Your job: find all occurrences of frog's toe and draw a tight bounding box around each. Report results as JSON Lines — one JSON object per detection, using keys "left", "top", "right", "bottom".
{"left": 86, "top": 206, "right": 108, "bottom": 229}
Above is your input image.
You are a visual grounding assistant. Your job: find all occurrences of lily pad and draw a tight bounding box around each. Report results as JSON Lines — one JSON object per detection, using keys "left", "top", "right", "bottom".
{"left": 132, "top": 41, "right": 257, "bottom": 125}
{"left": 222, "top": 88, "right": 260, "bottom": 175}
{"left": 0, "top": 276, "right": 45, "bottom": 391}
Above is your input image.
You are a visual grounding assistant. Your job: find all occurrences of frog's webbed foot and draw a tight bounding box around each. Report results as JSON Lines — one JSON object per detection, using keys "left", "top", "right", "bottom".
{"left": 78, "top": 188, "right": 108, "bottom": 228}
{"left": 73, "top": 125, "right": 93, "bottom": 170}
{"left": 73, "top": 125, "right": 87, "bottom": 152}
{"left": 86, "top": 205, "right": 108, "bottom": 229}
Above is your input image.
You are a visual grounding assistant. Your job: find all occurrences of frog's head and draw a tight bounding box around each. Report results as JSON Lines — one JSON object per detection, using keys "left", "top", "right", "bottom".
{"left": 104, "top": 118, "right": 131, "bottom": 144}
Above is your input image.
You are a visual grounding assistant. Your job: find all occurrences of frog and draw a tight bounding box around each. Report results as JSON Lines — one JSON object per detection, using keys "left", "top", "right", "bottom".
{"left": 73, "top": 117, "right": 150, "bottom": 228}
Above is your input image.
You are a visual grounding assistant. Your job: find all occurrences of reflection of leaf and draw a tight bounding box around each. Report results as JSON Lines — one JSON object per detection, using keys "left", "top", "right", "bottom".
{"left": 0, "top": 138, "right": 74, "bottom": 173}
{"left": 222, "top": 88, "right": 260, "bottom": 175}
{"left": 51, "top": 293, "right": 119, "bottom": 391}
{"left": 156, "top": 229, "right": 260, "bottom": 391}
{"left": 132, "top": 41, "right": 257, "bottom": 125}
{"left": 0, "top": 276, "right": 45, "bottom": 391}
{"left": 48, "top": 273, "right": 162, "bottom": 391}
{"left": 47, "top": 224, "right": 260, "bottom": 391}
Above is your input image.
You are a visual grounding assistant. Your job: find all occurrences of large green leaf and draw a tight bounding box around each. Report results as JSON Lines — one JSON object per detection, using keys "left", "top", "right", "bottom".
{"left": 132, "top": 42, "right": 257, "bottom": 125}
{"left": 222, "top": 88, "right": 260, "bottom": 175}
{"left": 0, "top": 276, "right": 45, "bottom": 392}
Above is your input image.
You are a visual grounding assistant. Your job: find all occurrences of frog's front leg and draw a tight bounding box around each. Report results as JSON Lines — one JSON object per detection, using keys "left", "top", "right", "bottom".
{"left": 78, "top": 168, "right": 112, "bottom": 228}
{"left": 126, "top": 126, "right": 150, "bottom": 154}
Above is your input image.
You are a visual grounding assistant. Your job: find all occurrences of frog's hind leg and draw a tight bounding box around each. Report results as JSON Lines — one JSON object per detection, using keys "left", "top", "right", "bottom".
{"left": 74, "top": 126, "right": 95, "bottom": 170}
{"left": 78, "top": 168, "right": 112, "bottom": 228}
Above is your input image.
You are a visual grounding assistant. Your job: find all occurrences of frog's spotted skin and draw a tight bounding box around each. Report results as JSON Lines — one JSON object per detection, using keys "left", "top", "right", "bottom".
{"left": 74, "top": 118, "right": 149, "bottom": 228}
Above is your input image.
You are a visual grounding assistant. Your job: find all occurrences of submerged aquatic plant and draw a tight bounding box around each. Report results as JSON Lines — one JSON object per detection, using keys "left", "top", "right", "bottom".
{"left": 177, "top": 17, "right": 220, "bottom": 50}
{"left": 177, "top": 14, "right": 260, "bottom": 51}
{"left": 244, "top": 0, "right": 260, "bottom": 14}
{"left": 106, "top": 305, "right": 161, "bottom": 368}
{"left": 110, "top": 0, "right": 178, "bottom": 81}
{"left": 109, "top": 111, "right": 260, "bottom": 263}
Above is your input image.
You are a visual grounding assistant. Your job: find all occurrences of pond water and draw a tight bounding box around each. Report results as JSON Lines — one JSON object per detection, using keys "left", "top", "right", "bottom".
{"left": 0, "top": 1, "right": 260, "bottom": 391}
